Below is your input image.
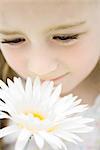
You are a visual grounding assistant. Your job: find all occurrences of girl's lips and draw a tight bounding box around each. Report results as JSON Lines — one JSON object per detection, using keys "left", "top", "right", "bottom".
{"left": 41, "top": 72, "right": 70, "bottom": 82}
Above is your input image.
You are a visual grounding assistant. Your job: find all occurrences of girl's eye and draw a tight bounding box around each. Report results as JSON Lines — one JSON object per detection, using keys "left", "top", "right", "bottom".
{"left": 1, "top": 38, "right": 26, "bottom": 45}
{"left": 0, "top": 34, "right": 79, "bottom": 46}
{"left": 52, "top": 34, "right": 79, "bottom": 43}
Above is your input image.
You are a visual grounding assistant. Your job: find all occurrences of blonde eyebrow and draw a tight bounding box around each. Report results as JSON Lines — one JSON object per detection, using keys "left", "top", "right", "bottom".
{"left": 0, "top": 30, "right": 25, "bottom": 36}
{"left": 45, "top": 21, "right": 86, "bottom": 33}
{"left": 0, "top": 21, "right": 86, "bottom": 35}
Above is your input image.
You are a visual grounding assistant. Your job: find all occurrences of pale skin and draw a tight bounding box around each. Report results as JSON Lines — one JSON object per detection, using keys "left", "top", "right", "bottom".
{"left": 0, "top": 0, "right": 100, "bottom": 106}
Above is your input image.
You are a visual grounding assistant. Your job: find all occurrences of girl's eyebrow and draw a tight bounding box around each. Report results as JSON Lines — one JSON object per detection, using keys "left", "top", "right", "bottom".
{"left": 45, "top": 21, "right": 86, "bottom": 33}
{"left": 0, "top": 21, "right": 86, "bottom": 35}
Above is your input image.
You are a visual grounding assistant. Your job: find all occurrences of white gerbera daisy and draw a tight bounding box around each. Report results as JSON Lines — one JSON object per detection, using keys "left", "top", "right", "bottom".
{"left": 0, "top": 76, "right": 94, "bottom": 150}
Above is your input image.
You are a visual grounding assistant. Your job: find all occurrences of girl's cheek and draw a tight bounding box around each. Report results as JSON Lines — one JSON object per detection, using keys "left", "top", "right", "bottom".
{"left": 0, "top": 47, "right": 27, "bottom": 72}
{"left": 59, "top": 40, "right": 98, "bottom": 73}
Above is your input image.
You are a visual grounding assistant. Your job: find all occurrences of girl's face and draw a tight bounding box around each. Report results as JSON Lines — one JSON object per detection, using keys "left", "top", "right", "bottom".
{"left": 0, "top": 0, "right": 100, "bottom": 95}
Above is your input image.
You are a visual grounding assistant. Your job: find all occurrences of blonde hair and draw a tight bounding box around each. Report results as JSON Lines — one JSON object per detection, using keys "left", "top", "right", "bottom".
{"left": 0, "top": 51, "right": 18, "bottom": 82}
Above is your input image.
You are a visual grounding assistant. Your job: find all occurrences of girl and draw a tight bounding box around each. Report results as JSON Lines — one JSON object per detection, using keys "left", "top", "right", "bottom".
{"left": 0, "top": 0, "right": 100, "bottom": 149}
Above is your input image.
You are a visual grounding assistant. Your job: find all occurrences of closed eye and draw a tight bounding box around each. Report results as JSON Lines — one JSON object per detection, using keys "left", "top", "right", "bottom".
{"left": 1, "top": 38, "right": 26, "bottom": 45}
{"left": 0, "top": 34, "right": 80, "bottom": 46}
{"left": 52, "top": 34, "right": 79, "bottom": 42}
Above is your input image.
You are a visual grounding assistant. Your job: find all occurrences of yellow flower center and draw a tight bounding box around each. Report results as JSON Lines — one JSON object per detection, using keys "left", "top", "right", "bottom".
{"left": 24, "top": 111, "right": 45, "bottom": 120}
{"left": 17, "top": 112, "right": 58, "bottom": 134}
{"left": 48, "top": 126, "right": 57, "bottom": 132}
{"left": 33, "top": 113, "right": 45, "bottom": 120}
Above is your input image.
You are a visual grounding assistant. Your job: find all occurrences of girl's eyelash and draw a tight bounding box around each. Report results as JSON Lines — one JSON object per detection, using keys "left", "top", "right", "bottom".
{"left": 1, "top": 38, "right": 26, "bottom": 44}
{"left": 52, "top": 34, "right": 79, "bottom": 41}
{"left": 0, "top": 34, "right": 79, "bottom": 45}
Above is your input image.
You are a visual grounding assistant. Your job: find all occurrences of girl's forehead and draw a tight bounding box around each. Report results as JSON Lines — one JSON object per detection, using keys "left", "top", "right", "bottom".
{"left": 0, "top": 0, "right": 96, "bottom": 15}
{"left": 0, "top": 0, "right": 98, "bottom": 34}
{"left": 0, "top": 0, "right": 97, "bottom": 5}
{"left": 0, "top": 1, "right": 92, "bottom": 24}
{"left": 0, "top": 0, "right": 97, "bottom": 2}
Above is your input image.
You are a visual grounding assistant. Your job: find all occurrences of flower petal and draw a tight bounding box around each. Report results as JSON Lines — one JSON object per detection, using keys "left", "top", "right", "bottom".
{"left": 25, "top": 77, "right": 33, "bottom": 103}
{"left": 15, "top": 129, "right": 32, "bottom": 150}
{"left": 34, "top": 133, "right": 44, "bottom": 149}
{"left": 0, "top": 125, "right": 18, "bottom": 138}
{"left": 40, "top": 131, "right": 67, "bottom": 150}
{"left": 0, "top": 112, "right": 11, "bottom": 119}
{"left": 0, "top": 80, "right": 8, "bottom": 90}
{"left": 13, "top": 77, "right": 25, "bottom": 94}
{"left": 55, "top": 130, "right": 83, "bottom": 144}
{"left": 7, "top": 78, "right": 14, "bottom": 88}
{"left": 33, "top": 76, "right": 41, "bottom": 102}
{"left": 49, "top": 84, "right": 62, "bottom": 107}
{"left": 41, "top": 81, "right": 54, "bottom": 98}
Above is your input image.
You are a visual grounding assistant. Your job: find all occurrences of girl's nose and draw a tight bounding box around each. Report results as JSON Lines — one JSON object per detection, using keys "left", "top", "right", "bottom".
{"left": 27, "top": 50, "right": 58, "bottom": 76}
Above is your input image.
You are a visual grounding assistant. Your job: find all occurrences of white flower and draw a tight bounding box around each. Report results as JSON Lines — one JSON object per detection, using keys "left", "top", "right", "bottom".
{"left": 0, "top": 76, "right": 94, "bottom": 150}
